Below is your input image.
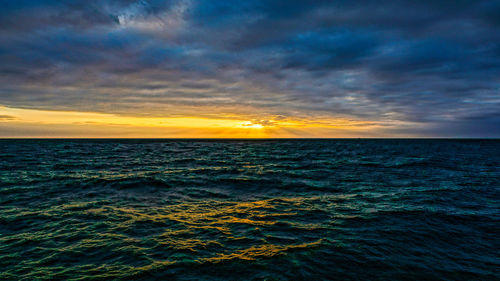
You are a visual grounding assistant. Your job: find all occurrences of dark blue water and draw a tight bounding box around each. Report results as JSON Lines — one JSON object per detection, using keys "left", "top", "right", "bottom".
{"left": 0, "top": 139, "right": 499, "bottom": 280}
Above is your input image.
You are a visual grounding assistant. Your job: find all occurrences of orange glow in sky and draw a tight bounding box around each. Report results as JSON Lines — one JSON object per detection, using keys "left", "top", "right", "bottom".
{"left": 0, "top": 105, "right": 408, "bottom": 138}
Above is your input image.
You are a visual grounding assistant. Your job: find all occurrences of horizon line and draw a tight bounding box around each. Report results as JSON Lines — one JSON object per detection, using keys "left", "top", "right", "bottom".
{"left": 1, "top": 137, "right": 499, "bottom": 140}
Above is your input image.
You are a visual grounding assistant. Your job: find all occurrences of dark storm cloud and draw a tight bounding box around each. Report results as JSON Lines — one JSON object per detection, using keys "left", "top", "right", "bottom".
{"left": 1, "top": 0, "right": 500, "bottom": 136}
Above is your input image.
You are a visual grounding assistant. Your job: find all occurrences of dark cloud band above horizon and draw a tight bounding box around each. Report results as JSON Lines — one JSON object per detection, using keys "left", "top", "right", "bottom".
{"left": 1, "top": 0, "right": 500, "bottom": 137}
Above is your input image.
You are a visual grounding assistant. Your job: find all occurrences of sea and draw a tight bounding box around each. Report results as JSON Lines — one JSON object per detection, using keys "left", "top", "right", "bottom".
{"left": 0, "top": 139, "right": 498, "bottom": 280}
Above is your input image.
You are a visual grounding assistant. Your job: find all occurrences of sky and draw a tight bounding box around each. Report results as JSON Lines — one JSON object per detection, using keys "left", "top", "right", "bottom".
{"left": 1, "top": 0, "right": 499, "bottom": 138}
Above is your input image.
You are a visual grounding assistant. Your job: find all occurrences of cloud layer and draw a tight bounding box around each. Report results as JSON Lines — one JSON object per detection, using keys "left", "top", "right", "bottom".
{"left": 1, "top": 0, "right": 500, "bottom": 137}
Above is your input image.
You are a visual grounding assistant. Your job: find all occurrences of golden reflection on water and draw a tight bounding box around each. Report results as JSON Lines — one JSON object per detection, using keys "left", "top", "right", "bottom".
{"left": 201, "top": 240, "right": 323, "bottom": 263}
{"left": 1, "top": 196, "right": 330, "bottom": 279}
{"left": 85, "top": 197, "right": 326, "bottom": 263}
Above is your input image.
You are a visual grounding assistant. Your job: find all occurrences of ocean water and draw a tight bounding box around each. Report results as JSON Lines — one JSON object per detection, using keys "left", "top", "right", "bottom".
{"left": 0, "top": 139, "right": 499, "bottom": 280}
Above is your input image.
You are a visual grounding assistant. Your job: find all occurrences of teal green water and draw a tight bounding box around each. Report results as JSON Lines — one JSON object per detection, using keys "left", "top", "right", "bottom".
{"left": 0, "top": 140, "right": 499, "bottom": 280}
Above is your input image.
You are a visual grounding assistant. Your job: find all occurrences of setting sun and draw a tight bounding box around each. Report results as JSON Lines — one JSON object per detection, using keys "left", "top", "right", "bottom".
{"left": 240, "top": 121, "right": 265, "bottom": 129}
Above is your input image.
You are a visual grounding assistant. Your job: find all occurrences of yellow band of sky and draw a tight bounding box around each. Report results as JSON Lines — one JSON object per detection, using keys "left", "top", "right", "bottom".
{"left": 0, "top": 105, "right": 409, "bottom": 138}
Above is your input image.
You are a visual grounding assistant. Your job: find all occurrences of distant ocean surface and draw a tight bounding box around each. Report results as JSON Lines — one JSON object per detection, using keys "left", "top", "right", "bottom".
{"left": 0, "top": 139, "right": 498, "bottom": 280}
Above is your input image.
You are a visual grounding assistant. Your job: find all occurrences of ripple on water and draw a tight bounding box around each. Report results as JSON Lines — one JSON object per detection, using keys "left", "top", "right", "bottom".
{"left": 0, "top": 140, "right": 498, "bottom": 280}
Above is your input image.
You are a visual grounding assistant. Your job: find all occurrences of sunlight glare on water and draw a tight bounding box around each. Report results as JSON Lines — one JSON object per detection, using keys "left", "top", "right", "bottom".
{"left": 0, "top": 139, "right": 499, "bottom": 280}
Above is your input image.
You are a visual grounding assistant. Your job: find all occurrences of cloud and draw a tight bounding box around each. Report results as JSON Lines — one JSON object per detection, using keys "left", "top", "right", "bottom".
{"left": 0, "top": 0, "right": 499, "bottom": 136}
{"left": 0, "top": 115, "right": 17, "bottom": 121}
